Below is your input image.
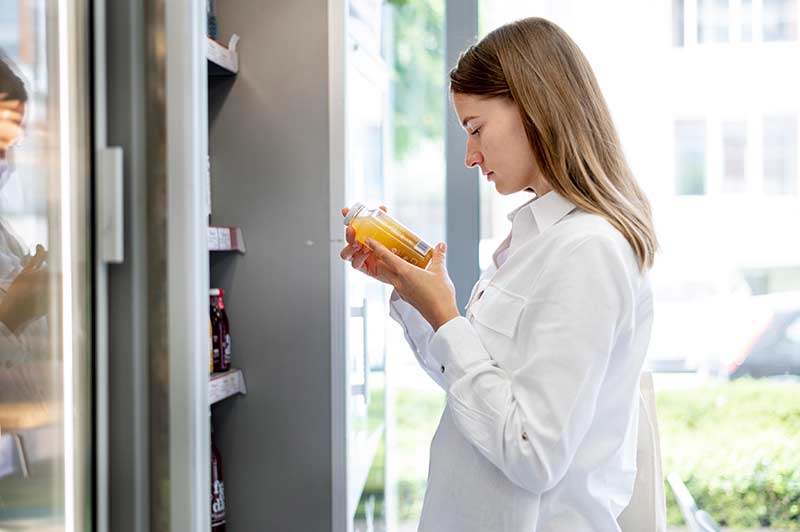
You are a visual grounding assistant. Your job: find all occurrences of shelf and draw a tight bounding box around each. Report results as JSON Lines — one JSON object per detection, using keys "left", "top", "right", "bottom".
{"left": 209, "top": 368, "right": 247, "bottom": 405}
{"left": 207, "top": 35, "right": 240, "bottom": 76}
{"left": 208, "top": 226, "right": 246, "bottom": 253}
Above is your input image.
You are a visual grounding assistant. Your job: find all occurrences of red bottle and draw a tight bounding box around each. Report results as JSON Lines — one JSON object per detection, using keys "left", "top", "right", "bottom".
{"left": 209, "top": 288, "right": 231, "bottom": 372}
{"left": 211, "top": 425, "right": 227, "bottom": 531}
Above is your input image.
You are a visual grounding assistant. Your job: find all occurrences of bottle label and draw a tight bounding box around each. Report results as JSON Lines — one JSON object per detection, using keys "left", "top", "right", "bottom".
{"left": 414, "top": 240, "right": 432, "bottom": 256}
{"left": 211, "top": 479, "right": 226, "bottom": 524}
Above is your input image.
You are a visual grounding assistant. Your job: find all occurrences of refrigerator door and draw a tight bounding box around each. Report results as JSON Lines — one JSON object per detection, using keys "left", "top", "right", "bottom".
{"left": 0, "top": 0, "right": 93, "bottom": 530}
{"left": 345, "top": 10, "right": 390, "bottom": 528}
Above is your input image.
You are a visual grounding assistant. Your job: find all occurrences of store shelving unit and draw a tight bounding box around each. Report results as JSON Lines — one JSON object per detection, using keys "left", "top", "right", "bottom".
{"left": 209, "top": 369, "right": 247, "bottom": 405}
{"left": 207, "top": 35, "right": 239, "bottom": 76}
{"left": 208, "top": 226, "right": 246, "bottom": 253}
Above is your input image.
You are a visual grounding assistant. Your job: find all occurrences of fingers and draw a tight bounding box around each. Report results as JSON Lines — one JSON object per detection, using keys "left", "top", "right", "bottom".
{"left": 364, "top": 238, "right": 405, "bottom": 274}
{"left": 351, "top": 248, "right": 370, "bottom": 270}
{"left": 345, "top": 225, "right": 356, "bottom": 245}
{"left": 339, "top": 241, "right": 358, "bottom": 261}
{"left": 22, "top": 245, "right": 48, "bottom": 272}
{"left": 339, "top": 237, "right": 371, "bottom": 272}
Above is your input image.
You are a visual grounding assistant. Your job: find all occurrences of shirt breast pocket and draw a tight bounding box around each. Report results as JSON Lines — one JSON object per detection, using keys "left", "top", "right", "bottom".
{"left": 465, "top": 278, "right": 491, "bottom": 318}
{"left": 471, "top": 284, "right": 527, "bottom": 339}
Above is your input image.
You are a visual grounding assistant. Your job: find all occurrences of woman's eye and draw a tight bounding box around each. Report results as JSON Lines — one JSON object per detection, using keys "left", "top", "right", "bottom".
{"left": 470, "top": 127, "right": 481, "bottom": 136}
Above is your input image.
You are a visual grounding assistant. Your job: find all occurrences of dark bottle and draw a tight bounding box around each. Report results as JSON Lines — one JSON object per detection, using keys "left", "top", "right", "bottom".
{"left": 209, "top": 288, "right": 231, "bottom": 372}
{"left": 207, "top": 0, "right": 219, "bottom": 40}
{"left": 211, "top": 425, "right": 226, "bottom": 531}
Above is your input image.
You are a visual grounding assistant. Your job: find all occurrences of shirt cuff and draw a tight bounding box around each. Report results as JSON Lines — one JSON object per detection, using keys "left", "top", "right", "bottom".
{"left": 429, "top": 316, "right": 492, "bottom": 386}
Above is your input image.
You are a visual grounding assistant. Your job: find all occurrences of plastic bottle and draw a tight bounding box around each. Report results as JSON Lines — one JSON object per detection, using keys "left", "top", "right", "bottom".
{"left": 343, "top": 203, "right": 434, "bottom": 269}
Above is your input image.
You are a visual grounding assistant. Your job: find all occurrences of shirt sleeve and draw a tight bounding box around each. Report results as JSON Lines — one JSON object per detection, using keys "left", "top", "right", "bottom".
{"left": 428, "top": 236, "right": 634, "bottom": 494}
{"left": 388, "top": 288, "right": 447, "bottom": 390}
{"left": 0, "top": 320, "right": 28, "bottom": 365}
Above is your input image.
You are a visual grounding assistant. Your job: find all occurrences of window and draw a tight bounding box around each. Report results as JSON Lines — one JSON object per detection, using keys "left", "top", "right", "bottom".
{"left": 722, "top": 120, "right": 747, "bottom": 193}
{"left": 763, "top": 114, "right": 798, "bottom": 195}
{"left": 675, "top": 120, "right": 707, "bottom": 195}
{"left": 763, "top": 0, "right": 798, "bottom": 41}
{"left": 445, "top": 2, "right": 800, "bottom": 529}
{"left": 741, "top": 0, "right": 754, "bottom": 41}
{"left": 785, "top": 315, "right": 800, "bottom": 346}
{"left": 674, "top": 0, "right": 686, "bottom": 46}
{"left": 698, "top": 0, "right": 731, "bottom": 43}
{"left": 384, "top": 1, "right": 448, "bottom": 528}
{"left": 742, "top": 266, "right": 800, "bottom": 294}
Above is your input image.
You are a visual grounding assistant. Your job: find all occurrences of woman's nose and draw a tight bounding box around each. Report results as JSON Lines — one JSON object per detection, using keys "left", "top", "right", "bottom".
{"left": 465, "top": 144, "right": 483, "bottom": 168}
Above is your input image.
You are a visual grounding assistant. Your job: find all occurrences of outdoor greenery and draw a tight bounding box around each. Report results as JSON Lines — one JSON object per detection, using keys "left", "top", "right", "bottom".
{"left": 388, "top": 0, "right": 445, "bottom": 162}
{"left": 387, "top": 379, "right": 800, "bottom": 529}
{"left": 658, "top": 379, "right": 800, "bottom": 529}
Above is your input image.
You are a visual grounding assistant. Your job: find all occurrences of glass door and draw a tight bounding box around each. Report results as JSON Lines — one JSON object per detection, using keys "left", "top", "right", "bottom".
{"left": 346, "top": 1, "right": 390, "bottom": 529}
{"left": 0, "top": 1, "right": 92, "bottom": 530}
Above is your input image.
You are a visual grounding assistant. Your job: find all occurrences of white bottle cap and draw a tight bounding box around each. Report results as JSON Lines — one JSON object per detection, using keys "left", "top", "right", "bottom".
{"left": 343, "top": 202, "right": 366, "bottom": 226}
{"left": 209, "top": 288, "right": 220, "bottom": 296}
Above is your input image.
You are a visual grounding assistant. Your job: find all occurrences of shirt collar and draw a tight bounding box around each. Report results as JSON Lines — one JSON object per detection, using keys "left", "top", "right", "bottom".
{"left": 507, "top": 190, "right": 577, "bottom": 233}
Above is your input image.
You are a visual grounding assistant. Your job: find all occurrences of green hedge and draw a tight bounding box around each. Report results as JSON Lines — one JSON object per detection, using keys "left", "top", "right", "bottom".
{"left": 657, "top": 379, "right": 800, "bottom": 529}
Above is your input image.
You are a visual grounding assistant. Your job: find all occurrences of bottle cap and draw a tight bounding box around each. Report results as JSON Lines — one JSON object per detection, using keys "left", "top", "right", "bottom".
{"left": 209, "top": 288, "right": 220, "bottom": 296}
{"left": 343, "top": 202, "right": 365, "bottom": 226}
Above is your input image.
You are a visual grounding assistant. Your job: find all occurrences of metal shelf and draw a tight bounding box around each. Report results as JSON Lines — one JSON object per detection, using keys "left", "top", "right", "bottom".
{"left": 208, "top": 226, "right": 246, "bottom": 253}
{"left": 207, "top": 35, "right": 239, "bottom": 76}
{"left": 209, "top": 368, "right": 247, "bottom": 405}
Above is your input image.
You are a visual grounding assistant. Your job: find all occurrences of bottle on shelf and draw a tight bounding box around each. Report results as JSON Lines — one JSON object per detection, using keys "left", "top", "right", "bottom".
{"left": 206, "top": 0, "right": 218, "bottom": 40}
{"left": 211, "top": 423, "right": 226, "bottom": 531}
{"left": 343, "top": 202, "right": 434, "bottom": 269}
{"left": 209, "top": 315, "right": 214, "bottom": 374}
{"left": 210, "top": 288, "right": 232, "bottom": 372}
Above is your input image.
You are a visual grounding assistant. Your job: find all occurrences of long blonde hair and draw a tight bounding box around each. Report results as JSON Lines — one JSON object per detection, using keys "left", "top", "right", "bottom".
{"left": 450, "top": 17, "right": 657, "bottom": 270}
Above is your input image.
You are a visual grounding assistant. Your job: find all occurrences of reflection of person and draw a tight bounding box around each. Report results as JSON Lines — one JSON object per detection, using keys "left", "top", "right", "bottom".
{"left": 0, "top": 54, "right": 48, "bottom": 340}
{"left": 341, "top": 18, "right": 657, "bottom": 531}
{"left": 0, "top": 53, "right": 52, "bottom": 429}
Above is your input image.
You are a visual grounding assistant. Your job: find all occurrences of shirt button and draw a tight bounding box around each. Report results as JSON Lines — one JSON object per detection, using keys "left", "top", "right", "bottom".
{"left": 440, "top": 365, "right": 445, "bottom": 374}
{"left": 521, "top": 432, "right": 529, "bottom": 441}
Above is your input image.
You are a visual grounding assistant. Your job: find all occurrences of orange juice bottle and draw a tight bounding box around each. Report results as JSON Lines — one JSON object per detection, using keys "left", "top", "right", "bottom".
{"left": 343, "top": 203, "right": 434, "bottom": 269}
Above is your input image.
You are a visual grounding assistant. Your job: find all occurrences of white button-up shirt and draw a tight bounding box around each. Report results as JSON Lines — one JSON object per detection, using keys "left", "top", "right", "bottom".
{"left": 389, "top": 191, "right": 654, "bottom": 532}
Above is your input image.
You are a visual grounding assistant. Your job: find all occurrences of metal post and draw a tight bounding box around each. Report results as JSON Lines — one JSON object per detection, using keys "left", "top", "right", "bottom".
{"left": 445, "top": 0, "right": 480, "bottom": 312}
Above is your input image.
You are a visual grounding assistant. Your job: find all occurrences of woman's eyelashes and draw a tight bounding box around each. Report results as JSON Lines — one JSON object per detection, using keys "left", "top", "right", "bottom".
{"left": 465, "top": 120, "right": 482, "bottom": 136}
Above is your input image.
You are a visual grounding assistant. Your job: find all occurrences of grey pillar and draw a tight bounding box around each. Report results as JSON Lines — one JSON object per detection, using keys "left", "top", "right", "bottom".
{"left": 445, "top": 0, "right": 480, "bottom": 312}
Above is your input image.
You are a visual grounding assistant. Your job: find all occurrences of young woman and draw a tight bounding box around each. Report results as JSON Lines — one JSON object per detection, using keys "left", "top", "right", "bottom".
{"left": 341, "top": 17, "right": 657, "bottom": 531}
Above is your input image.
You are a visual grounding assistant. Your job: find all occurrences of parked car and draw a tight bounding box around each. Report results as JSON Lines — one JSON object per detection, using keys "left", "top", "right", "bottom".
{"left": 726, "top": 308, "right": 800, "bottom": 379}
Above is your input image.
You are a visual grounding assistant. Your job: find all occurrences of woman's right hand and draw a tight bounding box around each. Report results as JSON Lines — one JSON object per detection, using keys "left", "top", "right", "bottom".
{"left": 0, "top": 244, "right": 49, "bottom": 333}
{"left": 340, "top": 205, "right": 393, "bottom": 285}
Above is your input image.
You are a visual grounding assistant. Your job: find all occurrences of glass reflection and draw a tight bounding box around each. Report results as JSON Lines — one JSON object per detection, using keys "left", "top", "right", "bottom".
{"left": 0, "top": 5, "right": 65, "bottom": 527}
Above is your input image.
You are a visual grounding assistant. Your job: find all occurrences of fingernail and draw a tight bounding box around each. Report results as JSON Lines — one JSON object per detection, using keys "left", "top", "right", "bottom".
{"left": 365, "top": 238, "right": 373, "bottom": 247}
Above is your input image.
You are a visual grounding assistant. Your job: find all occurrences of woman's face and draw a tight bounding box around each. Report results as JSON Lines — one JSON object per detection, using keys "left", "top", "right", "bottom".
{"left": 452, "top": 92, "right": 551, "bottom": 196}
{"left": 0, "top": 98, "right": 26, "bottom": 161}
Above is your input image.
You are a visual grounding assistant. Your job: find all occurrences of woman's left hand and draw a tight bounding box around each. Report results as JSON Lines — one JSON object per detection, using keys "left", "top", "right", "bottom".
{"left": 366, "top": 238, "right": 460, "bottom": 331}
